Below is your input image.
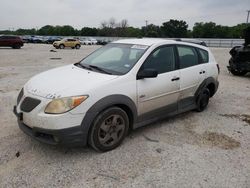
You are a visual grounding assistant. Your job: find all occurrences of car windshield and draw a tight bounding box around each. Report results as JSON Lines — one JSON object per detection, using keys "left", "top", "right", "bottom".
{"left": 79, "top": 43, "right": 149, "bottom": 75}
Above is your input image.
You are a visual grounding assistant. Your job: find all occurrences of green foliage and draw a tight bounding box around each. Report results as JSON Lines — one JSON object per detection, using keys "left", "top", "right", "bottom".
{"left": 142, "top": 24, "right": 161, "bottom": 37}
{"left": 80, "top": 27, "right": 98, "bottom": 36}
{"left": 192, "top": 22, "right": 249, "bottom": 38}
{"left": 161, "top": 19, "right": 188, "bottom": 38}
{"left": 0, "top": 21, "right": 249, "bottom": 38}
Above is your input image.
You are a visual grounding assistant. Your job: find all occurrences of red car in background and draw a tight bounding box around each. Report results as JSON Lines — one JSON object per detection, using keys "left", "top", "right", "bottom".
{"left": 0, "top": 35, "right": 24, "bottom": 49}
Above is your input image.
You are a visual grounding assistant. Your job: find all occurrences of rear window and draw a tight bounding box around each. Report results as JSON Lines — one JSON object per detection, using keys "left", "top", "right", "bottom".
{"left": 177, "top": 46, "right": 199, "bottom": 69}
{"left": 198, "top": 48, "right": 209, "bottom": 63}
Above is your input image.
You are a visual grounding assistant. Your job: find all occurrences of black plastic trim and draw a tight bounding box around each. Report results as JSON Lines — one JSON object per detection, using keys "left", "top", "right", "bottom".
{"left": 79, "top": 95, "right": 137, "bottom": 143}
{"left": 20, "top": 97, "right": 41, "bottom": 112}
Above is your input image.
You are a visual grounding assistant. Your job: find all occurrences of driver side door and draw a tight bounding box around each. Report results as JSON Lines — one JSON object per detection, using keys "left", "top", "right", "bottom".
{"left": 136, "top": 45, "right": 180, "bottom": 119}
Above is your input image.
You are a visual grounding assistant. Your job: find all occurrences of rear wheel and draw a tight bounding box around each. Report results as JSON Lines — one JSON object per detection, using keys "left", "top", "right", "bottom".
{"left": 88, "top": 107, "right": 129, "bottom": 152}
{"left": 59, "top": 44, "right": 65, "bottom": 49}
{"left": 75, "top": 44, "right": 80, "bottom": 49}
{"left": 12, "top": 44, "right": 21, "bottom": 49}
{"left": 196, "top": 88, "right": 210, "bottom": 112}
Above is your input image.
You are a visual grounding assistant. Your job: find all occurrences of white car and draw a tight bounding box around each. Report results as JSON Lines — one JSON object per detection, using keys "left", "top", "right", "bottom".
{"left": 81, "top": 38, "right": 97, "bottom": 45}
{"left": 14, "top": 39, "right": 219, "bottom": 152}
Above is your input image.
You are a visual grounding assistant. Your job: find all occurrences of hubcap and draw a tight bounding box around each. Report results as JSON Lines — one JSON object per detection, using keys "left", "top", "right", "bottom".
{"left": 98, "top": 114, "right": 125, "bottom": 147}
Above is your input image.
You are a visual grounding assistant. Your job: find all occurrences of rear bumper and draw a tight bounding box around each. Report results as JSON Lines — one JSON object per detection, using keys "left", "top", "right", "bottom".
{"left": 13, "top": 106, "right": 88, "bottom": 146}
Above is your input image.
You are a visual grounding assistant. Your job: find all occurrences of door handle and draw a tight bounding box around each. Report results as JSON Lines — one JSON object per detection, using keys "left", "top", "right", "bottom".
{"left": 171, "top": 77, "right": 180, "bottom": 81}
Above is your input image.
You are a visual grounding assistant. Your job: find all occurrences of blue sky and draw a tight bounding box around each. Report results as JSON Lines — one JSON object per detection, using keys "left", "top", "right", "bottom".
{"left": 0, "top": 0, "right": 249, "bottom": 30}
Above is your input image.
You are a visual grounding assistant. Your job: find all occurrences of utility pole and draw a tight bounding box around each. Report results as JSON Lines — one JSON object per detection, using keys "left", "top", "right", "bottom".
{"left": 145, "top": 20, "right": 148, "bottom": 27}
{"left": 247, "top": 10, "right": 250, "bottom": 23}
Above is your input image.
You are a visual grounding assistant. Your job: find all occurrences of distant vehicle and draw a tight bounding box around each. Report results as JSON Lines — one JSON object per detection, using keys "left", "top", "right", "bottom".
{"left": 0, "top": 35, "right": 24, "bottom": 49}
{"left": 96, "top": 39, "right": 110, "bottom": 45}
{"left": 53, "top": 38, "right": 81, "bottom": 49}
{"left": 14, "top": 39, "right": 219, "bottom": 152}
{"left": 45, "top": 36, "right": 62, "bottom": 44}
{"left": 28, "top": 36, "right": 45, "bottom": 43}
{"left": 228, "top": 46, "right": 250, "bottom": 76}
{"left": 81, "top": 38, "right": 98, "bottom": 45}
{"left": 21, "top": 36, "right": 30, "bottom": 43}
{"left": 227, "top": 27, "right": 250, "bottom": 76}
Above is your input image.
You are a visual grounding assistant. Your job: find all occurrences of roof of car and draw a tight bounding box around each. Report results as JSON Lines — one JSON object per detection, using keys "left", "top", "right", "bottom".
{"left": 113, "top": 38, "right": 173, "bottom": 46}
{"left": 113, "top": 38, "right": 208, "bottom": 49}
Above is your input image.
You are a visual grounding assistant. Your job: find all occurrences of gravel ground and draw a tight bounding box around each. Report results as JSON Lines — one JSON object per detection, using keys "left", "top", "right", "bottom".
{"left": 0, "top": 44, "right": 250, "bottom": 188}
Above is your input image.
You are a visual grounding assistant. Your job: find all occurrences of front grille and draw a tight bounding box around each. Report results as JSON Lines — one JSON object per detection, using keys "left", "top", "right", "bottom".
{"left": 17, "top": 88, "right": 24, "bottom": 105}
{"left": 20, "top": 97, "right": 41, "bottom": 112}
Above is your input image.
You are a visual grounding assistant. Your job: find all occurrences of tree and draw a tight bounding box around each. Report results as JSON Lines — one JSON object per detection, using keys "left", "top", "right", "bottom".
{"left": 60, "top": 25, "right": 76, "bottom": 36}
{"left": 161, "top": 19, "right": 188, "bottom": 38}
{"left": 37, "top": 25, "right": 55, "bottom": 35}
{"left": 142, "top": 24, "right": 161, "bottom": 37}
{"left": 80, "top": 27, "right": 98, "bottom": 36}
{"left": 192, "top": 22, "right": 217, "bottom": 38}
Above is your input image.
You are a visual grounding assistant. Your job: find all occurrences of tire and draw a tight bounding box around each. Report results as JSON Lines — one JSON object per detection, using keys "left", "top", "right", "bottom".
{"left": 75, "top": 44, "right": 80, "bottom": 49}
{"left": 12, "top": 44, "right": 21, "bottom": 49}
{"left": 59, "top": 44, "right": 65, "bottom": 49}
{"left": 196, "top": 88, "right": 210, "bottom": 112}
{"left": 230, "top": 69, "right": 247, "bottom": 76}
{"left": 88, "top": 107, "right": 129, "bottom": 152}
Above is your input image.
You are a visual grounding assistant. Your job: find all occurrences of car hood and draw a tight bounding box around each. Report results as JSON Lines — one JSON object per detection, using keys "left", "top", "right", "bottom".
{"left": 25, "top": 64, "right": 118, "bottom": 99}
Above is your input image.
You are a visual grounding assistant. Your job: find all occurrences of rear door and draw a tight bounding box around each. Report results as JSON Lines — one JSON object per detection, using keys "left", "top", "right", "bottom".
{"left": 65, "top": 39, "right": 74, "bottom": 47}
{"left": 176, "top": 45, "right": 206, "bottom": 109}
{"left": 137, "top": 45, "right": 180, "bottom": 117}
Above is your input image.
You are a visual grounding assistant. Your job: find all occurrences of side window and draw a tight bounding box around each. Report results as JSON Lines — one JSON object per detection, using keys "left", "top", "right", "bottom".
{"left": 142, "top": 46, "right": 175, "bottom": 74}
{"left": 177, "top": 46, "right": 199, "bottom": 69}
{"left": 198, "top": 48, "right": 209, "bottom": 63}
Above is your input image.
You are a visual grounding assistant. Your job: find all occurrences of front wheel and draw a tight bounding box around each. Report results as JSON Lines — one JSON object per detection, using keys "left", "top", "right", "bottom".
{"left": 59, "top": 44, "right": 65, "bottom": 49}
{"left": 196, "top": 88, "right": 210, "bottom": 112}
{"left": 88, "top": 107, "right": 129, "bottom": 152}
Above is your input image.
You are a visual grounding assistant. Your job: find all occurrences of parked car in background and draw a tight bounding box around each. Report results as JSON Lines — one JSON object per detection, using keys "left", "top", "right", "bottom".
{"left": 227, "top": 26, "right": 250, "bottom": 76}
{"left": 96, "top": 39, "right": 110, "bottom": 45}
{"left": 81, "top": 38, "right": 98, "bottom": 45}
{"left": 26, "top": 36, "right": 45, "bottom": 43}
{"left": 53, "top": 38, "right": 81, "bottom": 49}
{"left": 21, "top": 36, "right": 30, "bottom": 43}
{"left": 45, "top": 36, "right": 62, "bottom": 44}
{"left": 14, "top": 39, "right": 219, "bottom": 152}
{"left": 0, "top": 35, "right": 24, "bottom": 49}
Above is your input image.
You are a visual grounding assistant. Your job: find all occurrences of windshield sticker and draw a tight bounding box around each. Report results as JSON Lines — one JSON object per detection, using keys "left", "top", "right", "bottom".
{"left": 131, "top": 45, "right": 148, "bottom": 50}
{"left": 124, "top": 64, "right": 130, "bottom": 68}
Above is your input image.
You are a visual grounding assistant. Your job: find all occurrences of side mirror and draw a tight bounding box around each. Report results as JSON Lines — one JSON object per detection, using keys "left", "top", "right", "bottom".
{"left": 137, "top": 69, "right": 158, "bottom": 80}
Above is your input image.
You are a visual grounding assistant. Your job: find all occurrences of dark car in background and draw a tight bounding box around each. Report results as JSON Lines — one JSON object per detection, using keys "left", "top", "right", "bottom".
{"left": 45, "top": 36, "right": 62, "bottom": 44}
{"left": 0, "top": 35, "right": 24, "bottom": 49}
{"left": 227, "top": 26, "right": 250, "bottom": 76}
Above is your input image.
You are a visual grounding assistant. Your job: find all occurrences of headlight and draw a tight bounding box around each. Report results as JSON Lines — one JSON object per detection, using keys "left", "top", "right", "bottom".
{"left": 44, "top": 95, "right": 88, "bottom": 114}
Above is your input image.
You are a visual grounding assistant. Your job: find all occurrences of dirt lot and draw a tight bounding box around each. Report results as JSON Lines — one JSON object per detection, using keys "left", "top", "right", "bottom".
{"left": 0, "top": 44, "right": 250, "bottom": 188}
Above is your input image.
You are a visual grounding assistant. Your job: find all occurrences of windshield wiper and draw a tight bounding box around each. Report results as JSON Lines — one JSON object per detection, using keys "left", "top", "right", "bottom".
{"left": 75, "top": 63, "right": 92, "bottom": 70}
{"left": 88, "top": 65, "right": 112, "bottom": 75}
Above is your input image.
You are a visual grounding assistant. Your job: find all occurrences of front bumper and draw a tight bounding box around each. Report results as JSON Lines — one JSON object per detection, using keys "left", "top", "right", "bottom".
{"left": 228, "top": 58, "right": 250, "bottom": 72}
{"left": 13, "top": 106, "right": 87, "bottom": 146}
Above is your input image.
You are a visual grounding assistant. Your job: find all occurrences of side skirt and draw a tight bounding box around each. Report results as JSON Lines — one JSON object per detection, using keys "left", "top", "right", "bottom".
{"left": 134, "top": 98, "right": 197, "bottom": 129}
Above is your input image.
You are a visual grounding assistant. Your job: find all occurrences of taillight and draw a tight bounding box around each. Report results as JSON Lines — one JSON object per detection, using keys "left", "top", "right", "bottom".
{"left": 216, "top": 64, "right": 220, "bottom": 74}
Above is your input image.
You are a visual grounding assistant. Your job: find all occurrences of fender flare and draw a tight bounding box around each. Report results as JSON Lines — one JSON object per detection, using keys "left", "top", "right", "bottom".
{"left": 195, "top": 77, "right": 219, "bottom": 99}
{"left": 80, "top": 95, "right": 137, "bottom": 142}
